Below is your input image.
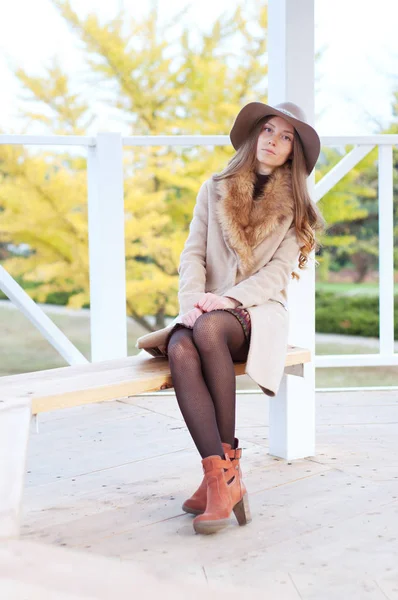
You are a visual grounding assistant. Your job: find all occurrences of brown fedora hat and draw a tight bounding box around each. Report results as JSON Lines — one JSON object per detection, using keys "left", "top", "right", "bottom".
{"left": 230, "top": 101, "right": 321, "bottom": 175}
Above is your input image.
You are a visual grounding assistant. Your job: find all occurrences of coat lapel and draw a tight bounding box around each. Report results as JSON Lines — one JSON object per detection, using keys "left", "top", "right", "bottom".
{"left": 215, "top": 164, "right": 295, "bottom": 274}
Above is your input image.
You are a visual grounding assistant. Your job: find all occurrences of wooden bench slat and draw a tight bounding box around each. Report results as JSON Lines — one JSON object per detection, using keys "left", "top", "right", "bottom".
{"left": 0, "top": 346, "right": 310, "bottom": 415}
{"left": 0, "top": 354, "right": 157, "bottom": 386}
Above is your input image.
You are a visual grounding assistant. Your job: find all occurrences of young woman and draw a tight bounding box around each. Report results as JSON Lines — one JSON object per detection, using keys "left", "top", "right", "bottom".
{"left": 137, "top": 101, "right": 325, "bottom": 535}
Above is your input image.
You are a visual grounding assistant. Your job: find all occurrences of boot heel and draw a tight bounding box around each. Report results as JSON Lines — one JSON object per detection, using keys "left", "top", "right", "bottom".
{"left": 233, "top": 493, "right": 252, "bottom": 526}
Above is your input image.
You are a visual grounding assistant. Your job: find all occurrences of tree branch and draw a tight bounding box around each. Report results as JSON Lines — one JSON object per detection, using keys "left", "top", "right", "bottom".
{"left": 127, "top": 299, "right": 155, "bottom": 332}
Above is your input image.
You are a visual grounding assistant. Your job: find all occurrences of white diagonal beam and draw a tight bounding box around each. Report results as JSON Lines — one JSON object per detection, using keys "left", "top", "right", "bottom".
{"left": 314, "top": 145, "right": 375, "bottom": 202}
{"left": 0, "top": 266, "right": 88, "bottom": 366}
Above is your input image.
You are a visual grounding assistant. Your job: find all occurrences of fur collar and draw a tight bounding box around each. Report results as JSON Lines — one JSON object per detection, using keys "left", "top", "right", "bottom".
{"left": 215, "top": 165, "right": 294, "bottom": 275}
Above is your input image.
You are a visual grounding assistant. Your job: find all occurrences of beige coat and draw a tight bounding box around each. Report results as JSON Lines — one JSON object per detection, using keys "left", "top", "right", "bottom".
{"left": 136, "top": 164, "right": 302, "bottom": 397}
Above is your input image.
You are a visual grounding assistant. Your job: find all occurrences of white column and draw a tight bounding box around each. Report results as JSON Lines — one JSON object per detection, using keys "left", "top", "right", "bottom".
{"left": 0, "top": 398, "right": 31, "bottom": 539}
{"left": 268, "top": 0, "right": 315, "bottom": 116}
{"left": 268, "top": 0, "right": 316, "bottom": 459}
{"left": 378, "top": 145, "right": 395, "bottom": 357}
{"left": 87, "top": 133, "right": 127, "bottom": 362}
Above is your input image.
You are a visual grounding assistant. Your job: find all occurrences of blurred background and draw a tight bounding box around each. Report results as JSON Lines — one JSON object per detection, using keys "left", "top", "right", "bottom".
{"left": 1, "top": 0, "right": 397, "bottom": 389}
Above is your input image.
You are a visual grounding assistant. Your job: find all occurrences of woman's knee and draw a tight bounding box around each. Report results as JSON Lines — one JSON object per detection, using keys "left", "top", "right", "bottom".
{"left": 167, "top": 329, "right": 197, "bottom": 363}
{"left": 193, "top": 311, "right": 226, "bottom": 352}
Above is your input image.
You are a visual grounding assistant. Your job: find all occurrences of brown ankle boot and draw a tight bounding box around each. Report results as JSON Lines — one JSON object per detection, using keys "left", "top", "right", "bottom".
{"left": 182, "top": 439, "right": 242, "bottom": 516}
{"left": 193, "top": 454, "right": 251, "bottom": 535}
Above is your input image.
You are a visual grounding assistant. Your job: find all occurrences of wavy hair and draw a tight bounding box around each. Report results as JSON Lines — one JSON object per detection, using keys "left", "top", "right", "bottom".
{"left": 214, "top": 116, "right": 326, "bottom": 279}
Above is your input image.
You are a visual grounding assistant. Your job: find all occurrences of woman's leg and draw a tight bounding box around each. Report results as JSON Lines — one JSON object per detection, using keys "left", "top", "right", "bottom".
{"left": 167, "top": 327, "right": 224, "bottom": 459}
{"left": 192, "top": 311, "right": 249, "bottom": 448}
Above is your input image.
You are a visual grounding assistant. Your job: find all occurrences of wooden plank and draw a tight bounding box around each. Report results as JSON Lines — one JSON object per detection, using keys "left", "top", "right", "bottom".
{"left": 0, "top": 355, "right": 150, "bottom": 386}
{"left": 0, "top": 346, "right": 311, "bottom": 416}
{"left": 284, "top": 346, "right": 311, "bottom": 366}
{"left": 0, "top": 539, "right": 248, "bottom": 600}
{"left": 0, "top": 345, "right": 309, "bottom": 389}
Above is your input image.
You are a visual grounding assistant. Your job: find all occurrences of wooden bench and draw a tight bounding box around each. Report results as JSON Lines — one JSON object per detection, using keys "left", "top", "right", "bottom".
{"left": 0, "top": 346, "right": 310, "bottom": 539}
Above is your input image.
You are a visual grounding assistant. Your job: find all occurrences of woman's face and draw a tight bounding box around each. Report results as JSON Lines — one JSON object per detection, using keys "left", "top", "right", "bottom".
{"left": 256, "top": 116, "right": 295, "bottom": 174}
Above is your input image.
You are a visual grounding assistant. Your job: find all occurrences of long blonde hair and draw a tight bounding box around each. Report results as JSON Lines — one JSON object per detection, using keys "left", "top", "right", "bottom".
{"left": 214, "top": 116, "right": 325, "bottom": 278}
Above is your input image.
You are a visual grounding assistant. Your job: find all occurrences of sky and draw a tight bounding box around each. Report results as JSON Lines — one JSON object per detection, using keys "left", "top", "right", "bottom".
{"left": 0, "top": 0, "right": 397, "bottom": 137}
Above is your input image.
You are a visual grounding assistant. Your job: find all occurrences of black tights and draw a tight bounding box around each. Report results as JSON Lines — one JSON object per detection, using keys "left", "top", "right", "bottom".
{"left": 167, "top": 311, "right": 249, "bottom": 459}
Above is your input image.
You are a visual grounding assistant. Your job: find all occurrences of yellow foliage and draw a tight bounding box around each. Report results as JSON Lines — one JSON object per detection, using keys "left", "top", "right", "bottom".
{"left": 316, "top": 147, "right": 376, "bottom": 247}
{"left": 0, "top": 1, "right": 269, "bottom": 330}
{"left": 0, "top": 1, "right": 372, "bottom": 329}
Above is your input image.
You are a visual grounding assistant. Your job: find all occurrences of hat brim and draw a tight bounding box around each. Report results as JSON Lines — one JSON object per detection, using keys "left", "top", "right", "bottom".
{"left": 230, "top": 102, "right": 320, "bottom": 175}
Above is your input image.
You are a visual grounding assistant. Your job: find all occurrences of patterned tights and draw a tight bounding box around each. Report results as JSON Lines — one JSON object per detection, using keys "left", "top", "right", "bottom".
{"left": 167, "top": 311, "right": 249, "bottom": 458}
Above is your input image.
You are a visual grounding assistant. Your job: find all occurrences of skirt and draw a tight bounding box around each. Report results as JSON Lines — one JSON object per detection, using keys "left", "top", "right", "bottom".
{"left": 164, "top": 307, "right": 252, "bottom": 357}
{"left": 221, "top": 307, "right": 252, "bottom": 343}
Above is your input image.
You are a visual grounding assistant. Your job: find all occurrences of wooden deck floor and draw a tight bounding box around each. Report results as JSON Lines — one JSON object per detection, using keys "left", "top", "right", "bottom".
{"left": 18, "top": 388, "right": 398, "bottom": 598}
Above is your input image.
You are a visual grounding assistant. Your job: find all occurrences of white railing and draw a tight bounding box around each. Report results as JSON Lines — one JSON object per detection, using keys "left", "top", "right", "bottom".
{"left": 315, "top": 136, "right": 397, "bottom": 368}
{"left": 0, "top": 133, "right": 397, "bottom": 372}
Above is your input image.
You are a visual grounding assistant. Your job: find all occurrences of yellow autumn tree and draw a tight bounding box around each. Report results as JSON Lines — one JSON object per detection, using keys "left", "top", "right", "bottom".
{"left": 0, "top": 1, "right": 267, "bottom": 330}
{"left": 315, "top": 146, "right": 377, "bottom": 281}
{"left": 0, "top": 64, "right": 90, "bottom": 301}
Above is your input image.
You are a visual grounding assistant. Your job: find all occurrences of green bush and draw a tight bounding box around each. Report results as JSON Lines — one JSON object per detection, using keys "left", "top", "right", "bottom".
{"left": 316, "top": 291, "right": 397, "bottom": 337}
{"left": 0, "top": 276, "right": 41, "bottom": 301}
{"left": 45, "top": 291, "right": 76, "bottom": 306}
{"left": 0, "top": 276, "right": 85, "bottom": 307}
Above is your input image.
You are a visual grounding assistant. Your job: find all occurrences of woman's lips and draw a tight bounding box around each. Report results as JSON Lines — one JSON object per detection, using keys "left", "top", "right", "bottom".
{"left": 264, "top": 148, "right": 276, "bottom": 155}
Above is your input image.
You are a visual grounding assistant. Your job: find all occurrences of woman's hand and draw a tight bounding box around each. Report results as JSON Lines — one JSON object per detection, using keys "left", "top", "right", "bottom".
{"left": 180, "top": 307, "right": 204, "bottom": 328}
{"left": 194, "top": 293, "right": 241, "bottom": 312}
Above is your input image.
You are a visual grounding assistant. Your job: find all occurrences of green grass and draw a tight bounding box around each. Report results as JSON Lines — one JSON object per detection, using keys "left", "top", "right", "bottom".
{"left": 1, "top": 304, "right": 397, "bottom": 389}
{"left": 0, "top": 306, "right": 147, "bottom": 377}
{"left": 315, "top": 341, "right": 398, "bottom": 388}
{"left": 315, "top": 366, "right": 398, "bottom": 388}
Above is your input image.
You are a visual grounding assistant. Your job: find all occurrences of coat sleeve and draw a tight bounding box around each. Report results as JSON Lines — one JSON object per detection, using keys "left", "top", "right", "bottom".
{"left": 177, "top": 180, "right": 209, "bottom": 315}
{"left": 222, "top": 224, "right": 301, "bottom": 309}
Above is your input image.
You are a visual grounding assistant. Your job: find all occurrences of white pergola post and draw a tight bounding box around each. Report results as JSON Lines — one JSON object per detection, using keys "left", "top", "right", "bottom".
{"left": 378, "top": 145, "right": 395, "bottom": 357}
{"left": 0, "top": 397, "right": 31, "bottom": 539}
{"left": 267, "top": 0, "right": 316, "bottom": 460}
{"left": 87, "top": 133, "right": 127, "bottom": 362}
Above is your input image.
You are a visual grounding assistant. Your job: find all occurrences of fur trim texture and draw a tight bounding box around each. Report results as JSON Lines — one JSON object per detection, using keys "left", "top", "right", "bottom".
{"left": 215, "top": 164, "right": 295, "bottom": 274}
